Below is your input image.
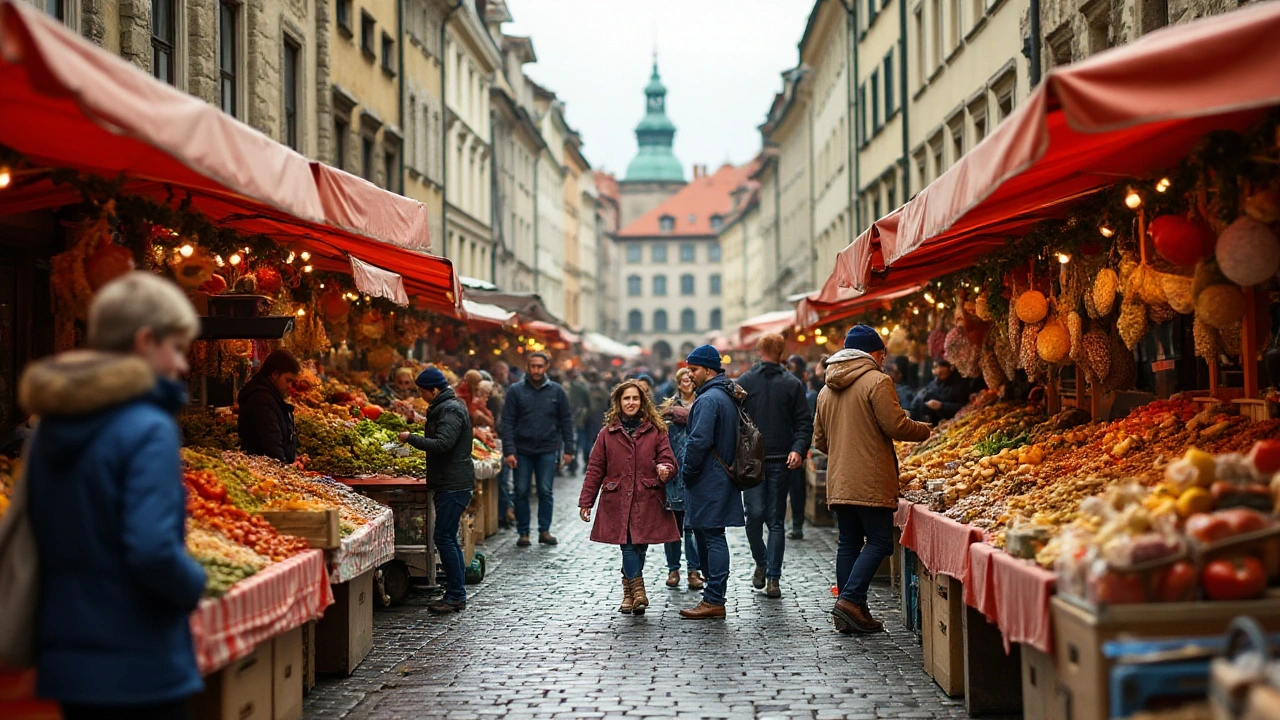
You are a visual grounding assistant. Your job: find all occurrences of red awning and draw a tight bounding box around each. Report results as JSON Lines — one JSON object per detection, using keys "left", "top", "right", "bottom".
{"left": 0, "top": 0, "right": 459, "bottom": 315}
{"left": 736, "top": 310, "right": 797, "bottom": 348}
{"left": 810, "top": 2, "right": 1280, "bottom": 317}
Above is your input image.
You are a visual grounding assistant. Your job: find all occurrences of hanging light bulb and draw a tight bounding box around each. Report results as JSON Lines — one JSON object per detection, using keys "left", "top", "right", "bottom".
{"left": 319, "top": 283, "right": 325, "bottom": 289}
{"left": 286, "top": 252, "right": 296, "bottom": 264}
{"left": 936, "top": 302, "right": 946, "bottom": 310}
{"left": 303, "top": 265, "right": 313, "bottom": 273}
{"left": 296, "top": 308, "right": 307, "bottom": 317}
{"left": 228, "top": 253, "right": 242, "bottom": 266}
{"left": 0, "top": 166, "right": 11, "bottom": 189}
{"left": 1124, "top": 190, "right": 1142, "bottom": 209}
{"left": 1057, "top": 253, "right": 1071, "bottom": 264}
{"left": 912, "top": 307, "right": 920, "bottom": 315}
{"left": 215, "top": 255, "right": 225, "bottom": 267}
{"left": 300, "top": 251, "right": 311, "bottom": 261}
{"left": 179, "top": 244, "right": 194, "bottom": 258}
{"left": 879, "top": 327, "right": 890, "bottom": 336}
{"left": 923, "top": 292, "right": 935, "bottom": 304}
{"left": 1099, "top": 225, "right": 1115, "bottom": 238}
{"left": 797, "top": 334, "right": 806, "bottom": 343}
{"left": 1155, "top": 177, "right": 1171, "bottom": 193}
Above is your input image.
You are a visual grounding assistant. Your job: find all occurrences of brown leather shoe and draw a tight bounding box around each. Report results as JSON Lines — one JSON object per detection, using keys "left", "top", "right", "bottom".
{"left": 688, "top": 571, "right": 705, "bottom": 590}
{"left": 618, "top": 574, "right": 634, "bottom": 614}
{"left": 516, "top": 535, "right": 531, "bottom": 547}
{"left": 680, "top": 601, "right": 726, "bottom": 619}
{"left": 629, "top": 576, "right": 649, "bottom": 614}
{"left": 832, "top": 598, "right": 883, "bottom": 633}
{"left": 765, "top": 578, "right": 782, "bottom": 599}
{"left": 538, "top": 531, "right": 558, "bottom": 546}
{"left": 666, "top": 570, "right": 680, "bottom": 587}
{"left": 752, "top": 565, "right": 766, "bottom": 589}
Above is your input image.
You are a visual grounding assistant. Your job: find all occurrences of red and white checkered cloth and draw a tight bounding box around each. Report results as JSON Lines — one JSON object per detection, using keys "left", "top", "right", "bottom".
{"left": 328, "top": 508, "right": 395, "bottom": 584}
{"left": 190, "top": 549, "right": 334, "bottom": 675}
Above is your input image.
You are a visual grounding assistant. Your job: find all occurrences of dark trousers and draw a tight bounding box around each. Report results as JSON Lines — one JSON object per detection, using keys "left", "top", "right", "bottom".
{"left": 621, "top": 543, "right": 649, "bottom": 579}
{"left": 433, "top": 488, "right": 473, "bottom": 603}
{"left": 497, "top": 463, "right": 513, "bottom": 526}
{"left": 580, "top": 421, "right": 600, "bottom": 464}
{"left": 700, "top": 528, "right": 729, "bottom": 606}
{"left": 743, "top": 460, "right": 789, "bottom": 579}
{"left": 833, "top": 504, "right": 894, "bottom": 606}
{"left": 788, "top": 467, "right": 807, "bottom": 531}
{"left": 664, "top": 510, "right": 703, "bottom": 573}
{"left": 514, "top": 451, "right": 559, "bottom": 535}
{"left": 63, "top": 700, "right": 191, "bottom": 720}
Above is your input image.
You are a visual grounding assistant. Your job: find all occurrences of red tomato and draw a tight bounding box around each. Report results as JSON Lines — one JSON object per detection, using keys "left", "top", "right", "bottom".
{"left": 362, "top": 405, "right": 383, "bottom": 420}
{"left": 1249, "top": 439, "right": 1280, "bottom": 476}
{"left": 1186, "top": 513, "right": 1234, "bottom": 544}
{"left": 1155, "top": 561, "right": 1198, "bottom": 603}
{"left": 1218, "top": 508, "right": 1270, "bottom": 536}
{"left": 1094, "top": 571, "right": 1146, "bottom": 605}
{"left": 1201, "top": 557, "right": 1267, "bottom": 601}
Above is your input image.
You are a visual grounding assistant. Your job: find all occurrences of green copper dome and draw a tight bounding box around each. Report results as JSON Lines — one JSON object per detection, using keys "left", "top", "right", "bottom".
{"left": 625, "top": 61, "right": 683, "bottom": 183}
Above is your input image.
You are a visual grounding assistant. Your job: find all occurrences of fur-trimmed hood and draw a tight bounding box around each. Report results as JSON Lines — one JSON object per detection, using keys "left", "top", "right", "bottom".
{"left": 823, "top": 348, "right": 883, "bottom": 392}
{"left": 19, "top": 351, "right": 158, "bottom": 417}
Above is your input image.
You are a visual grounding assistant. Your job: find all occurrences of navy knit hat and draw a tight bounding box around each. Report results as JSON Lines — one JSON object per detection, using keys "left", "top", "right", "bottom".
{"left": 685, "top": 344, "right": 723, "bottom": 372}
{"left": 844, "top": 325, "right": 886, "bottom": 353}
{"left": 415, "top": 367, "right": 449, "bottom": 391}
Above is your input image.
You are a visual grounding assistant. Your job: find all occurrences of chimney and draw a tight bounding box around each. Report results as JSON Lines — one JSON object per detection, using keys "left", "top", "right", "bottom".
{"left": 692, "top": 165, "right": 701, "bottom": 180}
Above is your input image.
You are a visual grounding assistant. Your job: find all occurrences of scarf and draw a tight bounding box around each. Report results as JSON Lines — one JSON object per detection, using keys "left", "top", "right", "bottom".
{"left": 620, "top": 414, "right": 642, "bottom": 436}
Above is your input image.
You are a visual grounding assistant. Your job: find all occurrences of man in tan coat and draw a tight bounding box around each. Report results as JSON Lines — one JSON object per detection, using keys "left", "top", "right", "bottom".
{"left": 814, "top": 325, "right": 932, "bottom": 633}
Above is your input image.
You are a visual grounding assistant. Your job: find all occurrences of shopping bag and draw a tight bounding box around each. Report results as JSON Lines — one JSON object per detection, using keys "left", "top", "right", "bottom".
{"left": 0, "top": 456, "right": 38, "bottom": 668}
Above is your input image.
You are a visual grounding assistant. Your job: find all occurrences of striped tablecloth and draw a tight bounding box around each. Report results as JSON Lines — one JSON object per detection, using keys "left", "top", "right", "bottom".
{"left": 328, "top": 507, "right": 395, "bottom": 584}
{"left": 191, "top": 549, "right": 333, "bottom": 675}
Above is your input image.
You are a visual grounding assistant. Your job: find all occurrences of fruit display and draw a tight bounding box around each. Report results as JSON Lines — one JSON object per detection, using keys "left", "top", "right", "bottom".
{"left": 185, "top": 469, "right": 312, "bottom": 562}
{"left": 186, "top": 521, "right": 270, "bottom": 597}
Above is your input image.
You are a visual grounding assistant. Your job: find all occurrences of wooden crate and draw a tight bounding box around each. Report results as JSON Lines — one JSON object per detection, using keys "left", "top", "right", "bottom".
{"left": 315, "top": 570, "right": 374, "bottom": 676}
{"left": 1021, "top": 644, "right": 1068, "bottom": 720}
{"left": 1052, "top": 594, "right": 1280, "bottom": 720}
{"left": 272, "top": 626, "right": 303, "bottom": 720}
{"left": 804, "top": 466, "right": 834, "bottom": 527}
{"left": 194, "top": 642, "right": 273, "bottom": 720}
{"left": 930, "top": 573, "right": 966, "bottom": 698}
{"left": 1233, "top": 398, "right": 1274, "bottom": 422}
{"left": 255, "top": 510, "right": 340, "bottom": 550}
{"left": 461, "top": 511, "right": 477, "bottom": 567}
{"left": 482, "top": 474, "right": 499, "bottom": 537}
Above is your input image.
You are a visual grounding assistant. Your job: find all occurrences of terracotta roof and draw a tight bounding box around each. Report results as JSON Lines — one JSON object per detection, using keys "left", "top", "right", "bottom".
{"left": 594, "top": 171, "right": 620, "bottom": 202}
{"left": 617, "top": 163, "right": 748, "bottom": 238}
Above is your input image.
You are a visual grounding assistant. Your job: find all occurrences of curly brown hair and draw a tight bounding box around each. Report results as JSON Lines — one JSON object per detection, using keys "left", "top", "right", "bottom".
{"left": 604, "top": 379, "right": 667, "bottom": 431}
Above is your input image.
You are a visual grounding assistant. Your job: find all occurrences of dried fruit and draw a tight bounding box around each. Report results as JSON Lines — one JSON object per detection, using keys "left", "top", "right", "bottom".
{"left": 1105, "top": 333, "right": 1137, "bottom": 392}
{"left": 1161, "top": 273, "right": 1195, "bottom": 314}
{"left": 1137, "top": 265, "right": 1167, "bottom": 306}
{"left": 928, "top": 327, "right": 947, "bottom": 360}
{"left": 1067, "top": 312, "right": 1084, "bottom": 363}
{"left": 974, "top": 293, "right": 993, "bottom": 321}
{"left": 1037, "top": 320, "right": 1071, "bottom": 364}
{"left": 1007, "top": 309, "right": 1023, "bottom": 357}
{"left": 1118, "top": 296, "right": 1148, "bottom": 350}
{"left": 1196, "top": 283, "right": 1246, "bottom": 330}
{"left": 1016, "top": 291, "right": 1049, "bottom": 324}
{"left": 1193, "top": 316, "right": 1220, "bottom": 360}
{"left": 1020, "top": 321, "right": 1044, "bottom": 370}
{"left": 1218, "top": 321, "right": 1243, "bottom": 358}
{"left": 1083, "top": 331, "right": 1111, "bottom": 382}
{"left": 1092, "top": 268, "right": 1119, "bottom": 316}
{"left": 992, "top": 327, "right": 1017, "bottom": 381}
{"left": 1216, "top": 217, "right": 1280, "bottom": 287}
{"left": 1147, "top": 303, "right": 1179, "bottom": 325}
{"left": 1083, "top": 279, "right": 1101, "bottom": 318}
{"left": 981, "top": 347, "right": 1008, "bottom": 391}
{"left": 945, "top": 326, "right": 980, "bottom": 378}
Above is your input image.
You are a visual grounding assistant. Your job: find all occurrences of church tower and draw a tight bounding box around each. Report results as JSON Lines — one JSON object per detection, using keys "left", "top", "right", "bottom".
{"left": 618, "top": 56, "right": 687, "bottom": 228}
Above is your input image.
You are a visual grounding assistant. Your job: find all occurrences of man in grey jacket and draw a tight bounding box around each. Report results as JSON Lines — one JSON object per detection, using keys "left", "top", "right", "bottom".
{"left": 501, "top": 352, "right": 577, "bottom": 547}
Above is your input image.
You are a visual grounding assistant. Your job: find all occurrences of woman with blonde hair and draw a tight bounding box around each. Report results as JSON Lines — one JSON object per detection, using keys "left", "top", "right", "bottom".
{"left": 658, "top": 367, "right": 704, "bottom": 589}
{"left": 579, "top": 380, "right": 679, "bottom": 614}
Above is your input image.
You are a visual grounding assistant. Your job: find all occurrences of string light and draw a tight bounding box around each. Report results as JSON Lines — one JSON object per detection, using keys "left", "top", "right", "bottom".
{"left": 923, "top": 292, "right": 935, "bottom": 304}
{"left": 912, "top": 307, "right": 920, "bottom": 315}
{"left": 303, "top": 265, "right": 313, "bottom": 273}
{"left": 286, "top": 252, "right": 296, "bottom": 264}
{"left": 1099, "top": 225, "right": 1115, "bottom": 238}
{"left": 879, "top": 327, "right": 890, "bottom": 336}
{"left": 1124, "top": 190, "right": 1142, "bottom": 209}
{"left": 179, "top": 244, "right": 194, "bottom": 258}
{"left": 797, "top": 334, "right": 806, "bottom": 342}
{"left": 228, "top": 253, "right": 242, "bottom": 266}
{"left": 300, "top": 251, "right": 311, "bottom": 261}
{"left": 936, "top": 302, "right": 946, "bottom": 310}
{"left": 296, "top": 308, "right": 306, "bottom": 317}
{"left": 1155, "top": 177, "right": 1171, "bottom": 193}
{"left": 1057, "top": 253, "right": 1071, "bottom": 264}
{"left": 215, "top": 255, "right": 225, "bottom": 267}
{"left": 0, "top": 166, "right": 10, "bottom": 189}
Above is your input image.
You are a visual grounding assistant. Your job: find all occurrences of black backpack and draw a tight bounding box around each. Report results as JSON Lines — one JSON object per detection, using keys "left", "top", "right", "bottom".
{"left": 711, "top": 387, "right": 766, "bottom": 492}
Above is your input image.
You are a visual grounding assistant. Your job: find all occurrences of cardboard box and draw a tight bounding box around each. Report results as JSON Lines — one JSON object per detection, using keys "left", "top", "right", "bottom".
{"left": 272, "top": 626, "right": 303, "bottom": 720}
{"left": 930, "top": 573, "right": 966, "bottom": 697}
{"left": 963, "top": 606, "right": 1021, "bottom": 716}
{"left": 1052, "top": 594, "right": 1280, "bottom": 720}
{"left": 482, "top": 474, "right": 499, "bottom": 537}
{"left": 195, "top": 642, "right": 273, "bottom": 720}
{"left": 1021, "top": 644, "right": 1058, "bottom": 720}
{"left": 919, "top": 566, "right": 935, "bottom": 675}
{"left": 315, "top": 570, "right": 374, "bottom": 676}
{"left": 301, "top": 621, "right": 315, "bottom": 695}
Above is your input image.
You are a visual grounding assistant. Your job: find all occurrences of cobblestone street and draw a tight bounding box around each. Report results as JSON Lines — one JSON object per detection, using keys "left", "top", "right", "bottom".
{"left": 304, "top": 473, "right": 966, "bottom": 719}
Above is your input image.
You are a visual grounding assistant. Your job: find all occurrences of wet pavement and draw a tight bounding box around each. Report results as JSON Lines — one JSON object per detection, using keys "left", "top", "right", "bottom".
{"left": 303, "top": 472, "right": 966, "bottom": 719}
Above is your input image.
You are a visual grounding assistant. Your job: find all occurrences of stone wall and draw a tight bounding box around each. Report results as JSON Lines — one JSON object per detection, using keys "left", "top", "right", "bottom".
{"left": 1042, "top": 0, "right": 1247, "bottom": 66}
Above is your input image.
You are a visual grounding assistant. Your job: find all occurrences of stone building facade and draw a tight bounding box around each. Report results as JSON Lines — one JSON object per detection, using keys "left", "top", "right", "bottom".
{"left": 489, "top": 32, "right": 542, "bottom": 295}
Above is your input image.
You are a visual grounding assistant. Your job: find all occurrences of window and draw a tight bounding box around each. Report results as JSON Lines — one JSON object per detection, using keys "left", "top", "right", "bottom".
{"left": 383, "top": 149, "right": 397, "bottom": 192}
{"left": 680, "top": 244, "right": 695, "bottom": 263}
{"left": 653, "top": 275, "right": 668, "bottom": 296}
{"left": 971, "top": 101, "right": 988, "bottom": 143}
{"left": 950, "top": 0, "right": 962, "bottom": 50}
{"left": 680, "top": 274, "right": 695, "bottom": 296}
{"left": 652, "top": 244, "right": 668, "bottom": 263}
{"left": 915, "top": 154, "right": 928, "bottom": 189}
{"left": 151, "top": 0, "right": 176, "bottom": 84}
{"left": 1088, "top": 13, "right": 1111, "bottom": 55}
{"left": 628, "top": 310, "right": 643, "bottom": 332}
{"left": 653, "top": 309, "right": 668, "bottom": 332}
{"left": 709, "top": 244, "right": 721, "bottom": 262}
{"left": 710, "top": 215, "right": 724, "bottom": 232}
{"left": 871, "top": 70, "right": 880, "bottom": 130}
{"left": 856, "top": 83, "right": 866, "bottom": 145}
{"left": 361, "top": 135, "right": 375, "bottom": 181}
{"left": 886, "top": 179, "right": 897, "bottom": 211}
{"left": 218, "top": 0, "right": 238, "bottom": 117}
{"left": 710, "top": 308, "right": 723, "bottom": 331}
{"left": 931, "top": 0, "right": 944, "bottom": 68}
{"left": 680, "top": 309, "right": 696, "bottom": 332}
{"left": 659, "top": 215, "right": 674, "bottom": 233}
{"left": 627, "top": 275, "right": 641, "bottom": 296}
{"left": 931, "top": 138, "right": 944, "bottom": 178}
{"left": 333, "top": 116, "right": 348, "bottom": 170}
{"left": 997, "top": 89, "right": 1014, "bottom": 121}
{"left": 950, "top": 123, "right": 963, "bottom": 163}
{"left": 710, "top": 274, "right": 722, "bottom": 296}
{"left": 914, "top": 8, "right": 926, "bottom": 85}
{"left": 626, "top": 244, "right": 642, "bottom": 263}
{"left": 884, "top": 52, "right": 895, "bottom": 118}
{"left": 381, "top": 32, "right": 395, "bottom": 75}
{"left": 867, "top": 0, "right": 877, "bottom": 25}
{"left": 283, "top": 38, "right": 300, "bottom": 150}
{"left": 336, "top": 0, "right": 351, "bottom": 35}
{"left": 361, "top": 11, "right": 376, "bottom": 58}
{"left": 971, "top": 0, "right": 984, "bottom": 30}
{"left": 45, "top": 0, "right": 63, "bottom": 21}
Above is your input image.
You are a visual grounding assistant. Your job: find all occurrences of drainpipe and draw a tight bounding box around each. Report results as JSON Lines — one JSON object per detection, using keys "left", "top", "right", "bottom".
{"left": 533, "top": 153, "right": 540, "bottom": 294}
{"left": 1029, "top": 0, "right": 1042, "bottom": 86}
{"left": 839, "top": 0, "right": 860, "bottom": 231}
{"left": 441, "top": 0, "right": 464, "bottom": 258}
{"left": 899, "top": 0, "right": 910, "bottom": 198}
{"left": 807, "top": 88, "right": 817, "bottom": 290}
{"left": 773, "top": 159, "right": 782, "bottom": 307}
{"left": 396, "top": 0, "right": 405, "bottom": 194}
{"left": 490, "top": 108, "right": 499, "bottom": 285}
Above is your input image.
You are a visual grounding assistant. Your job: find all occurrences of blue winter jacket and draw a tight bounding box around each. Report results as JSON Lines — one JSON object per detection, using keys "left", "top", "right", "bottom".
{"left": 679, "top": 374, "right": 745, "bottom": 530}
{"left": 500, "top": 377, "right": 577, "bottom": 457}
{"left": 663, "top": 397, "right": 693, "bottom": 512}
{"left": 21, "top": 352, "right": 207, "bottom": 706}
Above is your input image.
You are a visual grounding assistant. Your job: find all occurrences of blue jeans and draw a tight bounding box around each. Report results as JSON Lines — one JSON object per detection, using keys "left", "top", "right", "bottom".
{"left": 834, "top": 504, "right": 894, "bottom": 605}
{"left": 433, "top": 488, "right": 473, "bottom": 603}
{"left": 515, "top": 451, "right": 559, "bottom": 535}
{"left": 788, "top": 467, "right": 807, "bottom": 532}
{"left": 497, "top": 464, "right": 513, "bottom": 526}
{"left": 621, "top": 543, "right": 649, "bottom": 579}
{"left": 700, "top": 528, "right": 729, "bottom": 606}
{"left": 743, "top": 460, "right": 789, "bottom": 579}
{"left": 580, "top": 422, "right": 600, "bottom": 464}
{"left": 664, "top": 511, "right": 702, "bottom": 573}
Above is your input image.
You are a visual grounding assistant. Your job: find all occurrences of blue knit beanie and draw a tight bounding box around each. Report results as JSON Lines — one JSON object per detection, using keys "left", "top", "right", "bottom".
{"left": 415, "top": 367, "right": 449, "bottom": 390}
{"left": 844, "top": 325, "right": 886, "bottom": 353}
{"left": 685, "top": 344, "right": 723, "bottom": 371}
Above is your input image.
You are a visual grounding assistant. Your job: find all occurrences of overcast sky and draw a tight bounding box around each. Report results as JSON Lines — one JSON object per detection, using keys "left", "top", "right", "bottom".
{"left": 505, "top": 0, "right": 815, "bottom": 177}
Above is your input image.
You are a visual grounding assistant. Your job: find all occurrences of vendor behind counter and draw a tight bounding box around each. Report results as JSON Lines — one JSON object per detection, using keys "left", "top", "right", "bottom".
{"left": 237, "top": 349, "right": 299, "bottom": 463}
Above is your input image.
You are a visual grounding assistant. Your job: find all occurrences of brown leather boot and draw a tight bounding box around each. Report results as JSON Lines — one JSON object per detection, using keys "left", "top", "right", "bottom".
{"left": 832, "top": 598, "right": 883, "bottom": 633}
{"left": 629, "top": 576, "right": 649, "bottom": 614}
{"left": 688, "top": 571, "right": 705, "bottom": 590}
{"left": 618, "top": 574, "right": 634, "bottom": 614}
{"left": 666, "top": 570, "right": 680, "bottom": 587}
{"left": 765, "top": 578, "right": 782, "bottom": 599}
{"left": 679, "top": 601, "right": 726, "bottom": 619}
{"left": 752, "top": 564, "right": 767, "bottom": 589}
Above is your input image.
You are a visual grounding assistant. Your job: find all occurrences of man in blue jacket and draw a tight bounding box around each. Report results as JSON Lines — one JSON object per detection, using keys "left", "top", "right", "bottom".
{"left": 678, "top": 345, "right": 744, "bottom": 620}
{"left": 501, "top": 352, "right": 576, "bottom": 547}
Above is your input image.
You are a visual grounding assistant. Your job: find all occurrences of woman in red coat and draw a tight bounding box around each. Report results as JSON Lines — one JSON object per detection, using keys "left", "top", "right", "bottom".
{"left": 579, "top": 380, "right": 679, "bottom": 615}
